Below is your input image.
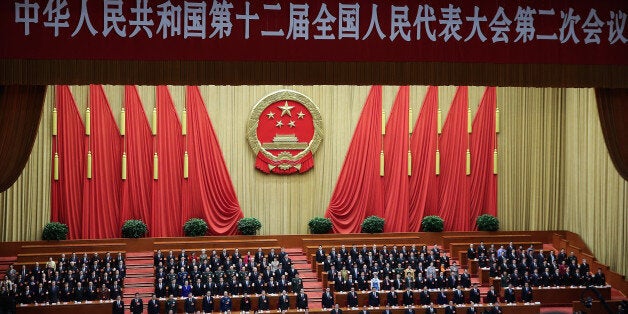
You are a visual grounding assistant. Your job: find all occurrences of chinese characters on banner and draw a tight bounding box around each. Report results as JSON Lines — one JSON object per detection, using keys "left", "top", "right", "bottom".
{"left": 3, "top": 0, "right": 626, "bottom": 64}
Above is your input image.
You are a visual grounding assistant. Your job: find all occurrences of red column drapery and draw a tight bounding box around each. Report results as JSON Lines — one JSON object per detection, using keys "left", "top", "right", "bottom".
{"left": 408, "top": 86, "right": 439, "bottom": 231}
{"left": 81, "top": 85, "right": 122, "bottom": 239}
{"left": 470, "top": 87, "right": 498, "bottom": 224}
{"left": 438, "top": 86, "right": 471, "bottom": 231}
{"left": 383, "top": 86, "right": 410, "bottom": 232}
{"left": 182, "top": 86, "right": 244, "bottom": 235}
{"left": 326, "top": 86, "right": 384, "bottom": 233}
{"left": 151, "top": 86, "right": 183, "bottom": 237}
{"left": 120, "top": 85, "right": 153, "bottom": 225}
{"left": 51, "top": 85, "right": 85, "bottom": 239}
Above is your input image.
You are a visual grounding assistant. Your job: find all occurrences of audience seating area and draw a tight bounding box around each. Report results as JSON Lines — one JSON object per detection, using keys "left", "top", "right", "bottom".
{"left": 0, "top": 232, "right": 626, "bottom": 314}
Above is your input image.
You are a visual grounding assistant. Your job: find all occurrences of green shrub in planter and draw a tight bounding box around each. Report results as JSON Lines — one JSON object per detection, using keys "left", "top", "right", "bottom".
{"left": 308, "top": 217, "right": 333, "bottom": 234}
{"left": 421, "top": 215, "right": 444, "bottom": 232}
{"left": 238, "top": 217, "right": 262, "bottom": 235}
{"left": 476, "top": 214, "right": 499, "bottom": 231}
{"left": 42, "top": 222, "right": 69, "bottom": 240}
{"left": 361, "top": 216, "right": 385, "bottom": 233}
{"left": 184, "top": 218, "right": 208, "bottom": 237}
{"left": 121, "top": 219, "right": 148, "bottom": 238}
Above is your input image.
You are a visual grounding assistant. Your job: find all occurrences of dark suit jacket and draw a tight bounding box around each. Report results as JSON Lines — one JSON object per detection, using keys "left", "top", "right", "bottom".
{"left": 202, "top": 296, "right": 213, "bottom": 312}
{"left": 402, "top": 291, "right": 413, "bottom": 305}
{"left": 330, "top": 309, "right": 343, "bottom": 314}
{"left": 386, "top": 291, "right": 398, "bottom": 306}
{"left": 322, "top": 292, "right": 334, "bottom": 308}
{"left": 184, "top": 297, "right": 196, "bottom": 313}
{"left": 112, "top": 300, "right": 124, "bottom": 314}
{"left": 424, "top": 308, "right": 437, "bottom": 314}
{"left": 278, "top": 295, "right": 290, "bottom": 310}
{"left": 130, "top": 298, "right": 144, "bottom": 314}
{"left": 347, "top": 292, "right": 359, "bottom": 307}
{"left": 258, "top": 295, "right": 270, "bottom": 310}
{"left": 148, "top": 299, "right": 160, "bottom": 314}
{"left": 368, "top": 292, "right": 380, "bottom": 306}
{"left": 297, "top": 293, "right": 308, "bottom": 309}
{"left": 504, "top": 288, "right": 516, "bottom": 303}
{"left": 241, "top": 296, "right": 252, "bottom": 311}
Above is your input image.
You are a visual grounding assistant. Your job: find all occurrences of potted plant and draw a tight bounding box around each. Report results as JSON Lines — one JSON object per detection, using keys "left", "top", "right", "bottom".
{"left": 42, "top": 222, "right": 69, "bottom": 240}
{"left": 238, "top": 217, "right": 262, "bottom": 235}
{"left": 184, "top": 218, "right": 209, "bottom": 237}
{"left": 361, "top": 216, "right": 385, "bottom": 233}
{"left": 308, "top": 217, "right": 333, "bottom": 234}
{"left": 121, "top": 219, "right": 148, "bottom": 238}
{"left": 476, "top": 214, "right": 499, "bottom": 231}
{"left": 421, "top": 215, "right": 444, "bottom": 232}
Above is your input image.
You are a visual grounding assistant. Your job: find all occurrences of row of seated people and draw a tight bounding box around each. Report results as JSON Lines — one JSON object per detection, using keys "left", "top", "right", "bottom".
{"left": 1, "top": 252, "right": 126, "bottom": 305}
{"left": 323, "top": 284, "right": 532, "bottom": 308}
{"left": 154, "top": 248, "right": 303, "bottom": 297}
{"left": 157, "top": 290, "right": 311, "bottom": 313}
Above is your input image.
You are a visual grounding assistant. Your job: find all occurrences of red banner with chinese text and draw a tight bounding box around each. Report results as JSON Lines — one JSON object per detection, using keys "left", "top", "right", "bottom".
{"left": 1, "top": 0, "right": 625, "bottom": 64}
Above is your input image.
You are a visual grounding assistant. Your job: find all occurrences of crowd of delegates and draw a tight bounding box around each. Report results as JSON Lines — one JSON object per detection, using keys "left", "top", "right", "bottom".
{"left": 316, "top": 242, "right": 608, "bottom": 307}
{"left": 153, "top": 247, "right": 310, "bottom": 312}
{"left": 470, "top": 243, "right": 607, "bottom": 288}
{"left": 0, "top": 252, "right": 126, "bottom": 310}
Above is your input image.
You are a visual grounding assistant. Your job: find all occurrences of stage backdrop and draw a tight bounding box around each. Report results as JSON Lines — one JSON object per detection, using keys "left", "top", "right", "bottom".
{"left": 0, "top": 86, "right": 626, "bottom": 277}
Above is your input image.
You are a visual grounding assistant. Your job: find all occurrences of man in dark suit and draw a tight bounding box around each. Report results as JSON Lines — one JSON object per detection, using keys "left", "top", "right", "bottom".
{"left": 404, "top": 307, "right": 415, "bottom": 314}
{"left": 402, "top": 287, "right": 413, "bottom": 306}
{"left": 490, "top": 301, "right": 503, "bottom": 314}
{"left": 165, "top": 294, "right": 177, "bottom": 314}
{"left": 296, "top": 289, "right": 308, "bottom": 310}
{"left": 184, "top": 292, "right": 196, "bottom": 314}
{"left": 48, "top": 281, "right": 59, "bottom": 304}
{"left": 521, "top": 282, "right": 533, "bottom": 302}
{"left": 452, "top": 286, "right": 464, "bottom": 304}
{"left": 386, "top": 287, "right": 398, "bottom": 306}
{"left": 347, "top": 287, "right": 359, "bottom": 308}
{"left": 359, "top": 304, "right": 371, "bottom": 314}
{"left": 330, "top": 304, "right": 343, "bottom": 314}
{"left": 466, "top": 302, "right": 478, "bottom": 314}
{"left": 469, "top": 284, "right": 481, "bottom": 304}
{"left": 241, "top": 293, "right": 252, "bottom": 312}
{"left": 419, "top": 286, "right": 430, "bottom": 305}
{"left": 322, "top": 287, "right": 334, "bottom": 309}
{"left": 202, "top": 291, "right": 213, "bottom": 313}
{"left": 485, "top": 286, "right": 498, "bottom": 304}
{"left": 503, "top": 284, "right": 516, "bottom": 303}
{"left": 130, "top": 292, "right": 144, "bottom": 314}
{"left": 444, "top": 301, "right": 456, "bottom": 314}
{"left": 424, "top": 303, "right": 437, "bottom": 314}
{"left": 112, "top": 295, "right": 124, "bottom": 314}
{"left": 148, "top": 294, "right": 160, "bottom": 314}
{"left": 368, "top": 287, "right": 380, "bottom": 307}
{"left": 436, "top": 288, "right": 448, "bottom": 305}
{"left": 258, "top": 290, "right": 270, "bottom": 311}
{"left": 155, "top": 278, "right": 167, "bottom": 298}
{"left": 278, "top": 290, "right": 290, "bottom": 311}
{"left": 382, "top": 304, "right": 393, "bottom": 314}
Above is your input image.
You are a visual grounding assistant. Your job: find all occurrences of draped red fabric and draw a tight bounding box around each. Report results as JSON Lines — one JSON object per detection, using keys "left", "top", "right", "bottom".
{"left": 438, "top": 86, "right": 471, "bottom": 231}
{"left": 81, "top": 85, "right": 122, "bottom": 239}
{"left": 408, "top": 86, "right": 439, "bottom": 231}
{"left": 151, "top": 86, "right": 183, "bottom": 237}
{"left": 51, "top": 85, "right": 85, "bottom": 239}
{"left": 119, "top": 86, "right": 153, "bottom": 225}
{"left": 470, "top": 87, "right": 498, "bottom": 225}
{"left": 182, "top": 86, "right": 244, "bottom": 235}
{"left": 595, "top": 88, "right": 628, "bottom": 181}
{"left": 325, "top": 86, "right": 384, "bottom": 233}
{"left": 383, "top": 86, "right": 410, "bottom": 232}
{"left": 0, "top": 86, "right": 46, "bottom": 192}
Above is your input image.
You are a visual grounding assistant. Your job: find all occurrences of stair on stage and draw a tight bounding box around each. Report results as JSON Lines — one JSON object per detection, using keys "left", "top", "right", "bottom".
{"left": 123, "top": 251, "right": 155, "bottom": 308}
{"left": 285, "top": 248, "right": 324, "bottom": 310}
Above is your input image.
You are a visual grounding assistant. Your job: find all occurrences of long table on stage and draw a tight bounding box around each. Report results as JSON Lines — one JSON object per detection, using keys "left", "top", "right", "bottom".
{"left": 313, "top": 304, "right": 540, "bottom": 314}
{"left": 333, "top": 290, "right": 477, "bottom": 307}
{"left": 508, "top": 286, "right": 612, "bottom": 306}
{"left": 17, "top": 300, "right": 114, "bottom": 314}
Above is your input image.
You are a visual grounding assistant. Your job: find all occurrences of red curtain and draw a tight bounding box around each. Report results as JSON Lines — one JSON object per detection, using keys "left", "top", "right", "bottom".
{"left": 383, "top": 86, "right": 410, "bottom": 232}
{"left": 470, "top": 87, "right": 498, "bottom": 224}
{"left": 51, "top": 85, "right": 85, "bottom": 239}
{"left": 595, "top": 88, "right": 628, "bottom": 181}
{"left": 438, "top": 86, "right": 471, "bottom": 231}
{"left": 151, "top": 86, "right": 183, "bottom": 237}
{"left": 326, "top": 86, "right": 384, "bottom": 233}
{"left": 81, "top": 85, "right": 122, "bottom": 239}
{"left": 408, "top": 86, "right": 439, "bottom": 231}
{"left": 182, "top": 86, "right": 244, "bottom": 235}
{"left": 0, "top": 85, "right": 46, "bottom": 192}
{"left": 120, "top": 86, "right": 153, "bottom": 225}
